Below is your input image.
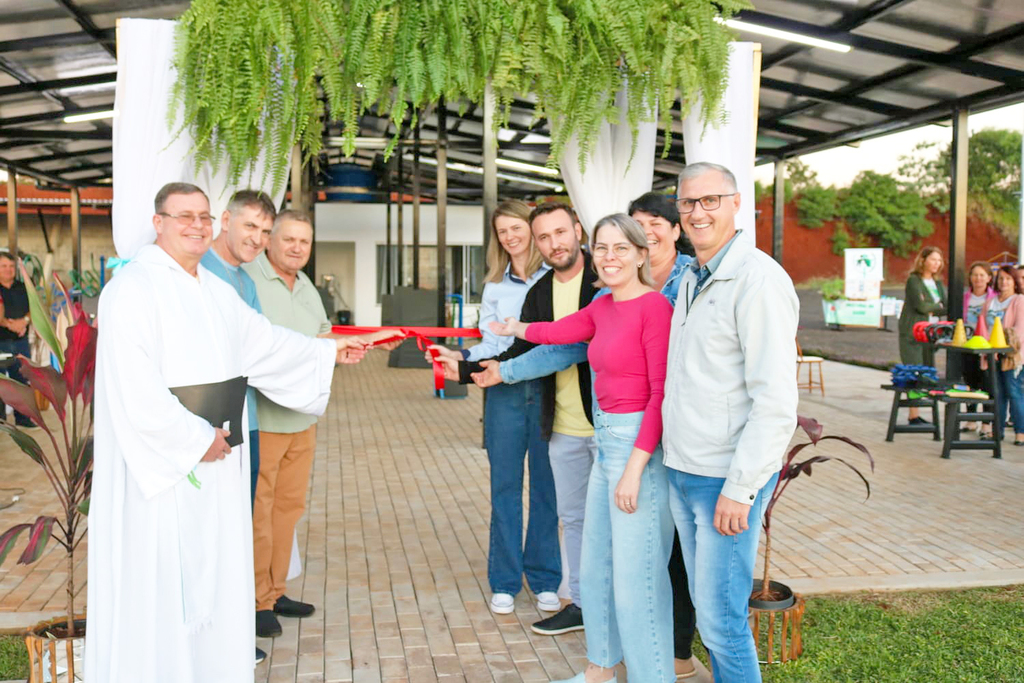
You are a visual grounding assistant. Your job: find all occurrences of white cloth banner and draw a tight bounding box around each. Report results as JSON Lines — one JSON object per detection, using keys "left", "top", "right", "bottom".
{"left": 113, "top": 19, "right": 288, "bottom": 259}
{"left": 557, "top": 87, "right": 657, "bottom": 233}
{"left": 683, "top": 42, "right": 757, "bottom": 248}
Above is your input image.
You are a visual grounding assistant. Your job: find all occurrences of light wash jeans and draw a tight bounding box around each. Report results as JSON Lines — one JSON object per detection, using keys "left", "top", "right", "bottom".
{"left": 668, "top": 470, "right": 779, "bottom": 683}
{"left": 483, "top": 381, "right": 561, "bottom": 596}
{"left": 580, "top": 408, "right": 675, "bottom": 683}
{"left": 548, "top": 432, "right": 598, "bottom": 607}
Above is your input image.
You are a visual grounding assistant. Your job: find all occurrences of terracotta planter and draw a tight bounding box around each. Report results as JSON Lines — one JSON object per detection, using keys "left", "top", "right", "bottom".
{"left": 24, "top": 616, "right": 86, "bottom": 683}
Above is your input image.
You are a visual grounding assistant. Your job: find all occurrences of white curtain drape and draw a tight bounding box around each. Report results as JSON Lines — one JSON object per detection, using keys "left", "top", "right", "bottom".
{"left": 557, "top": 87, "right": 658, "bottom": 233}
{"left": 682, "top": 42, "right": 757, "bottom": 247}
{"left": 113, "top": 19, "right": 288, "bottom": 259}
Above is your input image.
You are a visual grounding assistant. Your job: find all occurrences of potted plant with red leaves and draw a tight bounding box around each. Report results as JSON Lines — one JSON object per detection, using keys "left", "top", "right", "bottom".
{"left": 0, "top": 265, "right": 96, "bottom": 682}
{"left": 752, "top": 416, "right": 874, "bottom": 609}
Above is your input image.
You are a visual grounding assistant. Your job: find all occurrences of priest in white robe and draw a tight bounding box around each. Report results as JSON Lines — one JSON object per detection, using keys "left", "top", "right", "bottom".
{"left": 85, "top": 183, "right": 367, "bottom": 683}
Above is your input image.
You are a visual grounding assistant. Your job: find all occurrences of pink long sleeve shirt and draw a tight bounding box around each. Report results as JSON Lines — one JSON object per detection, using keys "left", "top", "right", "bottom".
{"left": 524, "top": 291, "right": 673, "bottom": 453}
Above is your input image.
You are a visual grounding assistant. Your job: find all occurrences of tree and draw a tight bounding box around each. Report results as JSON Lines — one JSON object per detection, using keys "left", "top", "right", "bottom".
{"left": 898, "top": 128, "right": 1022, "bottom": 238}
{"left": 837, "top": 171, "right": 932, "bottom": 256}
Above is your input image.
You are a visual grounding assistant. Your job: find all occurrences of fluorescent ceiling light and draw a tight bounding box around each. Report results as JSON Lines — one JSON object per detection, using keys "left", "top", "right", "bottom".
{"left": 409, "top": 155, "right": 564, "bottom": 192}
{"left": 721, "top": 18, "right": 851, "bottom": 53}
{"left": 495, "top": 158, "right": 559, "bottom": 177}
{"left": 64, "top": 109, "right": 116, "bottom": 123}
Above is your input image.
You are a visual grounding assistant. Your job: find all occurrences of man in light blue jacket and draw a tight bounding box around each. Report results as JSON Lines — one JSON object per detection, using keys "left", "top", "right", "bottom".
{"left": 663, "top": 163, "right": 798, "bottom": 683}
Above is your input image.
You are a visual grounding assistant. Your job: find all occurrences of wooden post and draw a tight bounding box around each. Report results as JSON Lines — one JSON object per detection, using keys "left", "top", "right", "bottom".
{"left": 290, "top": 145, "right": 305, "bottom": 213}
{"left": 6, "top": 168, "right": 16, "bottom": 256}
{"left": 413, "top": 121, "right": 421, "bottom": 288}
{"left": 947, "top": 107, "right": 969, "bottom": 382}
{"left": 70, "top": 186, "right": 81, "bottom": 276}
{"left": 482, "top": 81, "right": 498, "bottom": 252}
{"left": 773, "top": 159, "right": 785, "bottom": 265}
{"left": 436, "top": 101, "right": 448, "bottom": 332}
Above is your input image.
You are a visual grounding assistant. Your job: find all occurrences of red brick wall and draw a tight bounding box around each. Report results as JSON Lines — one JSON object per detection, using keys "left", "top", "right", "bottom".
{"left": 753, "top": 198, "right": 1017, "bottom": 284}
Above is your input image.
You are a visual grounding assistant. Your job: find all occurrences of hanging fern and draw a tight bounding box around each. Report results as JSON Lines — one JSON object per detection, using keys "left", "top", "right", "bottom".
{"left": 171, "top": 0, "right": 749, "bottom": 192}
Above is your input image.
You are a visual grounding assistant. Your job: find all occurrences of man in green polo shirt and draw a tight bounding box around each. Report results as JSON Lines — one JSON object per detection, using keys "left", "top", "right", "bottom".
{"left": 244, "top": 209, "right": 333, "bottom": 638}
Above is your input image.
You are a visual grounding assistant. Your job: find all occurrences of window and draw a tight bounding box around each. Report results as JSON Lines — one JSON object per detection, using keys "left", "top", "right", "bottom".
{"left": 376, "top": 245, "right": 485, "bottom": 304}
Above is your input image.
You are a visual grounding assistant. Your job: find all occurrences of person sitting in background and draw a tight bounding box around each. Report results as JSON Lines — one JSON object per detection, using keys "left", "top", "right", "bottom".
{"left": 0, "top": 251, "right": 34, "bottom": 429}
{"left": 897, "top": 246, "right": 946, "bottom": 425}
{"left": 961, "top": 261, "right": 996, "bottom": 432}
{"left": 977, "top": 266, "right": 1024, "bottom": 444}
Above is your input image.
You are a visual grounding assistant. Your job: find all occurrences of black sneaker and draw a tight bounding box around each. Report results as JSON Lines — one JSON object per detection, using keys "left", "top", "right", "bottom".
{"left": 255, "top": 647, "right": 267, "bottom": 666}
{"left": 909, "top": 417, "right": 930, "bottom": 425}
{"left": 256, "top": 610, "right": 282, "bottom": 638}
{"left": 274, "top": 595, "right": 315, "bottom": 618}
{"left": 531, "top": 603, "right": 583, "bottom": 635}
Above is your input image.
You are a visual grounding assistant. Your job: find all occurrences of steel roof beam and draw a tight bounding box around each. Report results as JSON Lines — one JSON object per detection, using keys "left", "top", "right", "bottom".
{"left": 0, "top": 29, "right": 115, "bottom": 53}
{"left": 0, "top": 128, "right": 109, "bottom": 141}
{"left": 52, "top": 0, "right": 116, "bottom": 58}
{"left": 744, "top": 10, "right": 1024, "bottom": 86}
{"left": 0, "top": 103, "right": 114, "bottom": 127}
{"left": 18, "top": 146, "right": 111, "bottom": 163}
{"left": 0, "top": 72, "right": 116, "bottom": 98}
{"left": 1, "top": 156, "right": 73, "bottom": 186}
{"left": 760, "top": 77, "right": 913, "bottom": 116}
{"left": 764, "top": 84, "right": 1024, "bottom": 160}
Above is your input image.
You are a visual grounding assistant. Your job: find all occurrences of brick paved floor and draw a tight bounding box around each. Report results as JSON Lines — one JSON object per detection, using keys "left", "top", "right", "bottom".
{"left": 2, "top": 353, "right": 1024, "bottom": 682}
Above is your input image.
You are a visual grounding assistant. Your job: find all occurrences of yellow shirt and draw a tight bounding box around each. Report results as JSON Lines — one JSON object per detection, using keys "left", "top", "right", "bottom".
{"left": 551, "top": 268, "right": 594, "bottom": 437}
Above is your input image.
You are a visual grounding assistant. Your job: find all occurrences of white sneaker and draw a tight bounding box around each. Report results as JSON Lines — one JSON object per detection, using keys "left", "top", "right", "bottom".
{"left": 535, "top": 591, "right": 561, "bottom": 612}
{"left": 490, "top": 593, "right": 515, "bottom": 614}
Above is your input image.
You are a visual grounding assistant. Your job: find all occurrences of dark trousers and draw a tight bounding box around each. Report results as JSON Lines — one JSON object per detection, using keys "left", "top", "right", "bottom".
{"left": 249, "top": 429, "right": 260, "bottom": 513}
{"left": 0, "top": 337, "right": 33, "bottom": 427}
{"left": 669, "top": 530, "right": 697, "bottom": 659}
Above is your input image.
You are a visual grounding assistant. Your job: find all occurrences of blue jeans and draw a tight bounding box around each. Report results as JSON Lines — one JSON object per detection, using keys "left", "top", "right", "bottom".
{"left": 0, "top": 337, "right": 32, "bottom": 426}
{"left": 249, "top": 429, "right": 261, "bottom": 514}
{"left": 997, "top": 368, "right": 1024, "bottom": 436}
{"left": 483, "top": 381, "right": 560, "bottom": 595}
{"left": 669, "top": 470, "right": 779, "bottom": 683}
{"left": 580, "top": 408, "right": 675, "bottom": 682}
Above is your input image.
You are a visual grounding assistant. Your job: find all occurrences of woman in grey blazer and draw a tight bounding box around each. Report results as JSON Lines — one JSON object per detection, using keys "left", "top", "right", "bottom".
{"left": 898, "top": 246, "right": 947, "bottom": 423}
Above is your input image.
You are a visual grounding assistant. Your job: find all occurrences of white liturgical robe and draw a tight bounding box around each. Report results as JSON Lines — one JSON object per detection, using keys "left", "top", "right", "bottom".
{"left": 85, "top": 245, "right": 336, "bottom": 683}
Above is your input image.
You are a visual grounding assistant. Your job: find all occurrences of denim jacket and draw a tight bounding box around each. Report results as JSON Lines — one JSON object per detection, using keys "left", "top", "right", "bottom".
{"left": 501, "top": 252, "right": 693, "bottom": 383}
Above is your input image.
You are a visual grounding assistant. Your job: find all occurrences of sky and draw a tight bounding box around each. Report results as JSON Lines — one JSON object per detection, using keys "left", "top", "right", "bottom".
{"left": 754, "top": 102, "right": 1024, "bottom": 188}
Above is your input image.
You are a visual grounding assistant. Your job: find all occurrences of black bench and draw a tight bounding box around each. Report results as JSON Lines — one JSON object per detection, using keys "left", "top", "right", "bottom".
{"left": 936, "top": 395, "right": 1002, "bottom": 459}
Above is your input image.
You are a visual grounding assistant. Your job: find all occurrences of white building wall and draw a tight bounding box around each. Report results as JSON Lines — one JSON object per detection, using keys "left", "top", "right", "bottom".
{"left": 314, "top": 202, "right": 486, "bottom": 326}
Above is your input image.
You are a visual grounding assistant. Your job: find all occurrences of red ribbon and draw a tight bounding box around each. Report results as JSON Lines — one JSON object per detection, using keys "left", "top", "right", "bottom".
{"left": 331, "top": 325, "right": 482, "bottom": 394}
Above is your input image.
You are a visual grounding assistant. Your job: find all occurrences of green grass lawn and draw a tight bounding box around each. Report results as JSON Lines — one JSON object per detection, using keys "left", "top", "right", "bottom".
{"left": 0, "top": 634, "right": 28, "bottom": 681}
{"left": 758, "top": 586, "right": 1024, "bottom": 682}
{"left": 1, "top": 587, "right": 1021, "bottom": 681}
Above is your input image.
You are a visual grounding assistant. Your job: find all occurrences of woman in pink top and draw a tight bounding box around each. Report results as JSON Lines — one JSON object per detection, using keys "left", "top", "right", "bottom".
{"left": 977, "top": 265, "right": 1024, "bottom": 443}
{"left": 492, "top": 214, "right": 676, "bottom": 683}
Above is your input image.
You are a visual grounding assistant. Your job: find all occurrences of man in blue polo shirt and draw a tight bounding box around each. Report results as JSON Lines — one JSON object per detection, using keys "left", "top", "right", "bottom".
{"left": 199, "top": 189, "right": 276, "bottom": 666}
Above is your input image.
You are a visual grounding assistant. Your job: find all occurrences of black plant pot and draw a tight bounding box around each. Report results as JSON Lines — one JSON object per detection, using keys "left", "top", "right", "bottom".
{"left": 750, "top": 579, "right": 796, "bottom": 611}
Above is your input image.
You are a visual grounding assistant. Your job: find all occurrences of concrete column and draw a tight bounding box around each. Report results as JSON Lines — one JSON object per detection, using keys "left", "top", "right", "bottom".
{"left": 397, "top": 143, "right": 404, "bottom": 287}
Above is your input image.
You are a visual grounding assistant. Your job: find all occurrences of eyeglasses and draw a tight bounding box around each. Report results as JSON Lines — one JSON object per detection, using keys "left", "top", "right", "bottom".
{"left": 159, "top": 212, "right": 214, "bottom": 226}
{"left": 675, "top": 194, "right": 736, "bottom": 214}
{"left": 592, "top": 244, "right": 634, "bottom": 258}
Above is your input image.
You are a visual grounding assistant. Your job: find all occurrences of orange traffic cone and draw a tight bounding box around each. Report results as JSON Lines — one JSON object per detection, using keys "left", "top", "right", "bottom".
{"left": 989, "top": 315, "right": 1008, "bottom": 349}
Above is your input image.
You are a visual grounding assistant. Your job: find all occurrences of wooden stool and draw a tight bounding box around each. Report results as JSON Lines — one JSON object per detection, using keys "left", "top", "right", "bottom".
{"left": 881, "top": 385, "right": 940, "bottom": 441}
{"left": 750, "top": 597, "right": 805, "bottom": 664}
{"left": 796, "top": 340, "right": 824, "bottom": 395}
